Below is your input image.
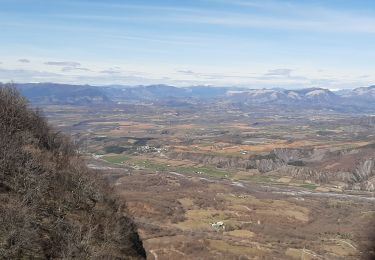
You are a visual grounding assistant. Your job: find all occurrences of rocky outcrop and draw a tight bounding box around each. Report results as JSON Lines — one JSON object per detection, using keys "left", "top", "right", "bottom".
{"left": 168, "top": 147, "right": 375, "bottom": 191}
{"left": 353, "top": 159, "right": 375, "bottom": 182}
{"left": 350, "top": 159, "right": 375, "bottom": 191}
{"left": 168, "top": 151, "right": 285, "bottom": 173}
{"left": 273, "top": 148, "right": 309, "bottom": 162}
{"left": 255, "top": 158, "right": 285, "bottom": 172}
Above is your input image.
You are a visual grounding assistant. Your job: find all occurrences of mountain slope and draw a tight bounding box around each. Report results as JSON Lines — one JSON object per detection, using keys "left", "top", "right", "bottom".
{"left": 345, "top": 85, "right": 375, "bottom": 100}
{"left": 0, "top": 85, "right": 146, "bottom": 259}
{"left": 11, "top": 82, "right": 375, "bottom": 112}
{"left": 227, "top": 87, "right": 340, "bottom": 105}
{"left": 17, "top": 83, "right": 111, "bottom": 105}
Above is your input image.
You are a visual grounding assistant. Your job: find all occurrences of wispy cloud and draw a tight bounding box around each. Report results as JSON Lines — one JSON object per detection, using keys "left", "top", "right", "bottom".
{"left": 18, "top": 59, "right": 31, "bottom": 63}
{"left": 48, "top": 2, "right": 375, "bottom": 34}
{"left": 53, "top": 0, "right": 199, "bottom": 13}
{"left": 100, "top": 68, "right": 122, "bottom": 75}
{"left": 206, "top": 0, "right": 375, "bottom": 33}
{"left": 177, "top": 70, "right": 196, "bottom": 75}
{"left": 45, "top": 61, "right": 81, "bottom": 67}
{"left": 210, "top": 0, "right": 303, "bottom": 11}
{"left": 0, "top": 68, "right": 61, "bottom": 82}
{"left": 265, "top": 69, "right": 292, "bottom": 77}
{"left": 61, "top": 66, "right": 91, "bottom": 72}
{"left": 0, "top": 65, "right": 373, "bottom": 89}
{"left": 0, "top": 67, "right": 145, "bottom": 85}
{"left": 168, "top": 13, "right": 375, "bottom": 34}
{"left": 1, "top": 0, "right": 374, "bottom": 88}
{"left": 44, "top": 61, "right": 93, "bottom": 73}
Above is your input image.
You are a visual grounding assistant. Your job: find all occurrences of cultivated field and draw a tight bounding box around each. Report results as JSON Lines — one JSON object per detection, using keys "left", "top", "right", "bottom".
{"left": 42, "top": 102, "right": 375, "bottom": 259}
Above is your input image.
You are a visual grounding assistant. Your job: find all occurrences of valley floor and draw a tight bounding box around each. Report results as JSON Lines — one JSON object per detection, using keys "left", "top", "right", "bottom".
{"left": 41, "top": 102, "right": 375, "bottom": 259}
{"left": 92, "top": 158, "right": 375, "bottom": 260}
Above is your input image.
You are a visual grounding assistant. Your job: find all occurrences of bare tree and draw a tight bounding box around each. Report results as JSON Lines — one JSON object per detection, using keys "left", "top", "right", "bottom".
{"left": 0, "top": 84, "right": 146, "bottom": 259}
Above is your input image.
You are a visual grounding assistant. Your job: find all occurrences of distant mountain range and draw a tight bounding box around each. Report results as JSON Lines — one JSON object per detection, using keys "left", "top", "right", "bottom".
{"left": 15, "top": 83, "right": 111, "bottom": 105}
{"left": 9, "top": 83, "right": 375, "bottom": 112}
{"left": 226, "top": 88, "right": 339, "bottom": 104}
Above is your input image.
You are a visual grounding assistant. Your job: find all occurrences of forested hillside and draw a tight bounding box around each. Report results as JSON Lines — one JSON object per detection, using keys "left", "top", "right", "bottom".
{"left": 0, "top": 84, "right": 146, "bottom": 259}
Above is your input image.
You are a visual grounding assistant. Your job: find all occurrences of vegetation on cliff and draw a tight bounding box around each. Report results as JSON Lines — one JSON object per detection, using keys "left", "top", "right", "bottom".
{"left": 0, "top": 85, "right": 146, "bottom": 259}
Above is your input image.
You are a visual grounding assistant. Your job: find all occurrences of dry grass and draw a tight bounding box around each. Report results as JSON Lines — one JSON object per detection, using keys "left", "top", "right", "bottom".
{"left": 207, "top": 239, "right": 269, "bottom": 256}
{"left": 173, "top": 140, "right": 320, "bottom": 154}
{"left": 224, "top": 229, "right": 255, "bottom": 239}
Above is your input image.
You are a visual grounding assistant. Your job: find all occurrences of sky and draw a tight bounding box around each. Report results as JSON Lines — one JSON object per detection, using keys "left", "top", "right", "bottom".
{"left": 0, "top": 0, "right": 374, "bottom": 89}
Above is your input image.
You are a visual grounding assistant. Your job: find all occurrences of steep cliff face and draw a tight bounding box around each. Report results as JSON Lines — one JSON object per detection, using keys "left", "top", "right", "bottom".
{"left": 351, "top": 159, "right": 375, "bottom": 191}
{"left": 168, "top": 145, "right": 375, "bottom": 191}
{"left": 255, "top": 158, "right": 285, "bottom": 172}
{"left": 260, "top": 147, "right": 375, "bottom": 191}
{"left": 0, "top": 86, "right": 146, "bottom": 259}
{"left": 270, "top": 155, "right": 375, "bottom": 191}
{"left": 272, "top": 148, "right": 313, "bottom": 162}
{"left": 168, "top": 151, "right": 284, "bottom": 172}
{"left": 353, "top": 159, "right": 375, "bottom": 182}
{"left": 169, "top": 151, "right": 248, "bottom": 168}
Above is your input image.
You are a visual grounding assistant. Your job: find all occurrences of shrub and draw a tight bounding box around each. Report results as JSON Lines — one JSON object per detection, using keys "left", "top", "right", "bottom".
{"left": 0, "top": 84, "right": 146, "bottom": 259}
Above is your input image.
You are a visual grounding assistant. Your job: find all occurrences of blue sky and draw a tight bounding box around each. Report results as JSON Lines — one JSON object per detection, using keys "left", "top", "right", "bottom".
{"left": 0, "top": 0, "right": 374, "bottom": 88}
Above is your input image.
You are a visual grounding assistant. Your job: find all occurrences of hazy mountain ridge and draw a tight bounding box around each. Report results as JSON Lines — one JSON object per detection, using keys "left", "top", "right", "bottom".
{"left": 16, "top": 83, "right": 111, "bottom": 105}
{"left": 12, "top": 83, "right": 375, "bottom": 111}
{"left": 226, "top": 87, "right": 339, "bottom": 103}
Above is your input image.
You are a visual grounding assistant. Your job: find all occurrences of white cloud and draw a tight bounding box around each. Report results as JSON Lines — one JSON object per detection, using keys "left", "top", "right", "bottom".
{"left": 61, "top": 66, "right": 91, "bottom": 72}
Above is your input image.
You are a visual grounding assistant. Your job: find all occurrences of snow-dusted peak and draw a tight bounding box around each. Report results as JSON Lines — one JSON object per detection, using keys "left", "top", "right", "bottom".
{"left": 305, "top": 89, "right": 329, "bottom": 97}
{"left": 287, "top": 91, "right": 301, "bottom": 99}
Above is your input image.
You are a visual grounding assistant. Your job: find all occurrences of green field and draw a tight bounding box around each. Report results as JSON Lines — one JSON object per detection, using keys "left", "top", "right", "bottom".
{"left": 300, "top": 183, "right": 318, "bottom": 190}
{"left": 102, "top": 155, "right": 130, "bottom": 164}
